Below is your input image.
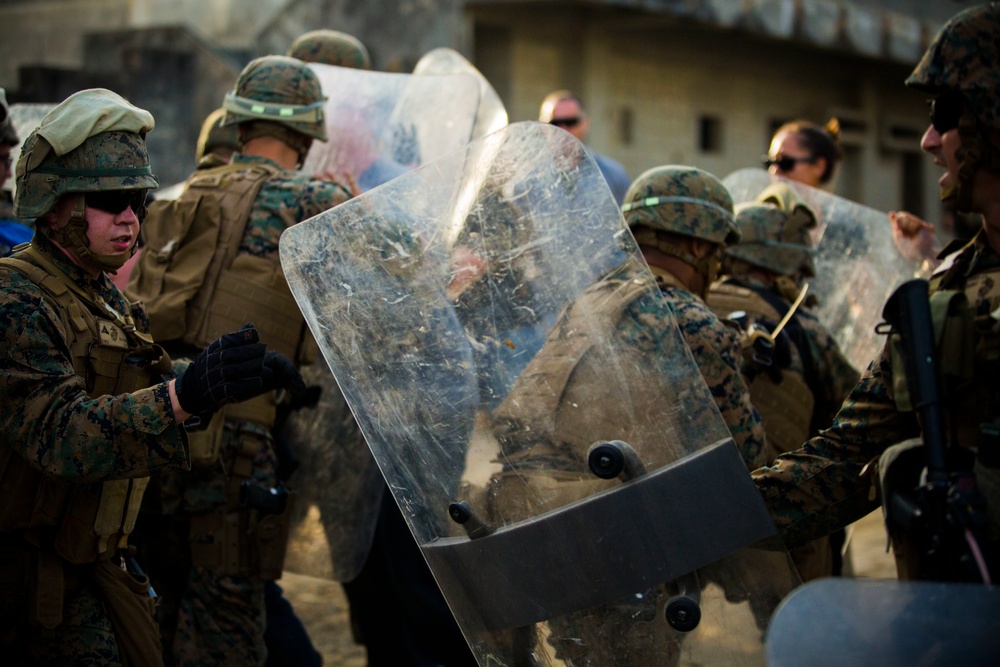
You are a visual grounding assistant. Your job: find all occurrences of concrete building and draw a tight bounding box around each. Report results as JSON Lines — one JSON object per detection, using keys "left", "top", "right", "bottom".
{"left": 0, "top": 0, "right": 978, "bottom": 217}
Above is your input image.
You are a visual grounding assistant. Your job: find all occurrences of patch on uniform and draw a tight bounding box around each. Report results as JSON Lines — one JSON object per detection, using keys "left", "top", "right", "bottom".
{"left": 98, "top": 320, "right": 128, "bottom": 348}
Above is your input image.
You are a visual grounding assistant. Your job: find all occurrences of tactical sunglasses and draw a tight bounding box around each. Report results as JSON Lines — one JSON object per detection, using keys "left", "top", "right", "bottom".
{"left": 549, "top": 117, "right": 583, "bottom": 128}
{"left": 929, "top": 93, "right": 964, "bottom": 134}
{"left": 86, "top": 189, "right": 148, "bottom": 216}
{"left": 762, "top": 155, "right": 815, "bottom": 172}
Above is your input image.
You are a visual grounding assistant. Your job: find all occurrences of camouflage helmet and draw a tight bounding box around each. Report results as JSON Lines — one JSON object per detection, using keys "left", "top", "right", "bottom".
{"left": 725, "top": 202, "right": 817, "bottom": 278}
{"left": 14, "top": 88, "right": 156, "bottom": 270}
{"left": 623, "top": 165, "right": 739, "bottom": 246}
{"left": 906, "top": 3, "right": 1000, "bottom": 211}
{"left": 15, "top": 88, "right": 156, "bottom": 221}
{"left": 288, "top": 30, "right": 372, "bottom": 70}
{"left": 221, "top": 55, "right": 327, "bottom": 142}
{"left": 195, "top": 107, "right": 239, "bottom": 163}
{"left": 0, "top": 88, "right": 17, "bottom": 146}
{"left": 906, "top": 3, "right": 999, "bottom": 131}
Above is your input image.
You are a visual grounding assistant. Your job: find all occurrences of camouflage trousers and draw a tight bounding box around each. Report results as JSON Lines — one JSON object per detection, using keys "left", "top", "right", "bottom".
{"left": 0, "top": 579, "right": 121, "bottom": 666}
{"left": 166, "top": 567, "right": 266, "bottom": 667}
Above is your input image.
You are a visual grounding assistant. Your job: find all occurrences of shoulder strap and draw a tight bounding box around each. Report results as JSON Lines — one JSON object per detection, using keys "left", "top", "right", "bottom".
{"left": 186, "top": 161, "right": 281, "bottom": 265}
{"left": 10, "top": 245, "right": 152, "bottom": 346}
{"left": 494, "top": 272, "right": 655, "bottom": 439}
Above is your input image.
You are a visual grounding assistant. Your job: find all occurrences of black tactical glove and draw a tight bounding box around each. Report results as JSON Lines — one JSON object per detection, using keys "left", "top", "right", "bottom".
{"left": 176, "top": 324, "right": 267, "bottom": 417}
{"left": 261, "top": 351, "right": 307, "bottom": 402}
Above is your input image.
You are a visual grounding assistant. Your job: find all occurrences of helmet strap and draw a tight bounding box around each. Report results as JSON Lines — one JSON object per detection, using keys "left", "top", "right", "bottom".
{"left": 44, "top": 194, "right": 134, "bottom": 272}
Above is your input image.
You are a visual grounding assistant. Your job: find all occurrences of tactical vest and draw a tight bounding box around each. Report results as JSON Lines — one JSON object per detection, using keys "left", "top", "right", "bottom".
{"left": 708, "top": 281, "right": 814, "bottom": 461}
{"left": 882, "top": 241, "right": 1000, "bottom": 578}
{"left": 488, "top": 271, "right": 665, "bottom": 520}
{"left": 130, "top": 161, "right": 316, "bottom": 431}
{"left": 0, "top": 246, "right": 169, "bottom": 566}
{"left": 920, "top": 241, "right": 1000, "bottom": 456}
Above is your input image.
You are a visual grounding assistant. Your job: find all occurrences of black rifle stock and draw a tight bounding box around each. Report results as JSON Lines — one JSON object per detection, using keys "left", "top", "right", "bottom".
{"left": 882, "top": 279, "right": 988, "bottom": 582}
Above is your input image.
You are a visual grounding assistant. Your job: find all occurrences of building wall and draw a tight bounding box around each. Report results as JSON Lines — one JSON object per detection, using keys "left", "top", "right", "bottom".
{"left": 0, "top": 0, "right": 130, "bottom": 85}
{"left": 474, "top": 5, "right": 943, "bottom": 218}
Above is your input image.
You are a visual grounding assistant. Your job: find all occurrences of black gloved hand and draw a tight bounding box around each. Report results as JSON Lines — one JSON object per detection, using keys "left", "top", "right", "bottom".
{"left": 261, "top": 351, "right": 307, "bottom": 404}
{"left": 176, "top": 324, "right": 267, "bottom": 417}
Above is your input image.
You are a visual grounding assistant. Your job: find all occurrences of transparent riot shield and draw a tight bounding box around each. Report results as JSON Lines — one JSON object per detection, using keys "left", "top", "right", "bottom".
{"left": 5, "top": 103, "right": 56, "bottom": 194}
{"left": 723, "top": 168, "right": 924, "bottom": 371}
{"left": 301, "top": 64, "right": 481, "bottom": 193}
{"left": 281, "top": 122, "right": 799, "bottom": 665}
{"left": 283, "top": 65, "right": 482, "bottom": 582}
{"left": 413, "top": 47, "right": 508, "bottom": 140}
{"left": 766, "top": 578, "right": 1000, "bottom": 666}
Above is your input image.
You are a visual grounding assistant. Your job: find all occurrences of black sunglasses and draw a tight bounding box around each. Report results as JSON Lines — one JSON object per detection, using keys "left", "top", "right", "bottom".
{"left": 549, "top": 116, "right": 583, "bottom": 128}
{"left": 86, "top": 189, "right": 147, "bottom": 216}
{"left": 929, "top": 93, "right": 964, "bottom": 134}
{"left": 762, "top": 155, "right": 815, "bottom": 172}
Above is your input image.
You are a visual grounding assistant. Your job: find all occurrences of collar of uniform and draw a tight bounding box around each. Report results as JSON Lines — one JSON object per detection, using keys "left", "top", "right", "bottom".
{"left": 231, "top": 152, "right": 283, "bottom": 171}
{"left": 649, "top": 263, "right": 692, "bottom": 293}
{"left": 933, "top": 228, "right": 999, "bottom": 288}
{"left": 29, "top": 231, "right": 120, "bottom": 301}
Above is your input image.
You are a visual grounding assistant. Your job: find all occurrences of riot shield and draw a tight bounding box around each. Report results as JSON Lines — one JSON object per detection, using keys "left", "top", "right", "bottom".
{"left": 301, "top": 64, "right": 481, "bottom": 193}
{"left": 723, "top": 168, "right": 924, "bottom": 371}
{"left": 413, "top": 47, "right": 508, "bottom": 140}
{"left": 284, "top": 64, "right": 483, "bottom": 582}
{"left": 281, "top": 121, "right": 800, "bottom": 665}
{"left": 4, "top": 103, "right": 56, "bottom": 194}
{"left": 766, "top": 578, "right": 1000, "bottom": 666}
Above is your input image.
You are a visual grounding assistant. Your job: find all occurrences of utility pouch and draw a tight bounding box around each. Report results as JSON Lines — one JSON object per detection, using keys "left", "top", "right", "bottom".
{"left": 188, "top": 509, "right": 246, "bottom": 574}
{"left": 252, "top": 490, "right": 297, "bottom": 581}
{"left": 186, "top": 411, "right": 227, "bottom": 468}
{"left": 53, "top": 485, "right": 106, "bottom": 564}
{"left": 93, "top": 558, "right": 164, "bottom": 667}
{"left": 202, "top": 253, "right": 306, "bottom": 363}
{"left": 29, "top": 550, "right": 64, "bottom": 629}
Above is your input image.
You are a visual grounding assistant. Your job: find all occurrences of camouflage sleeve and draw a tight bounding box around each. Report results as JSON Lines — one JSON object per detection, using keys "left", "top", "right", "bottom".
{"left": 301, "top": 177, "right": 351, "bottom": 219}
{"left": 799, "top": 309, "right": 861, "bottom": 425}
{"left": 0, "top": 277, "right": 188, "bottom": 482}
{"left": 753, "top": 342, "right": 919, "bottom": 548}
{"left": 673, "top": 296, "right": 768, "bottom": 470}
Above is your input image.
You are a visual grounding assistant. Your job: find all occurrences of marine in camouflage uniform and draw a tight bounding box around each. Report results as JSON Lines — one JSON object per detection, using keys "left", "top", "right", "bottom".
{"left": 708, "top": 188, "right": 859, "bottom": 581}
{"left": 623, "top": 165, "right": 767, "bottom": 471}
{"left": 142, "top": 56, "right": 350, "bottom": 667}
{"left": 753, "top": 2, "right": 1000, "bottom": 581}
{"left": 0, "top": 89, "right": 286, "bottom": 666}
{"left": 288, "top": 29, "right": 372, "bottom": 69}
{"left": 484, "top": 165, "right": 767, "bottom": 665}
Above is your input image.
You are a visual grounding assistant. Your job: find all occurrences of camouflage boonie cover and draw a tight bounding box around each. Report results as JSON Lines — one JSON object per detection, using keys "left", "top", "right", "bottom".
{"left": 288, "top": 29, "right": 371, "bottom": 69}
{"left": 906, "top": 2, "right": 1000, "bottom": 129}
{"left": 623, "top": 165, "right": 739, "bottom": 245}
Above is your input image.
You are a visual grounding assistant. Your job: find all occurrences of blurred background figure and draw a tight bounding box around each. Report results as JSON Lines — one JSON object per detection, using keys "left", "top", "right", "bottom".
{"left": 539, "top": 89, "right": 630, "bottom": 204}
{"left": 0, "top": 89, "right": 32, "bottom": 256}
{"left": 288, "top": 29, "right": 372, "bottom": 70}
{"left": 764, "top": 118, "right": 843, "bottom": 190}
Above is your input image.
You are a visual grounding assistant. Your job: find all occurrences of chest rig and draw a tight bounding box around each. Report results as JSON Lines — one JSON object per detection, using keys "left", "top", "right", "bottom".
{"left": 0, "top": 245, "right": 170, "bottom": 566}
{"left": 917, "top": 241, "right": 1000, "bottom": 457}
{"left": 708, "top": 281, "right": 815, "bottom": 462}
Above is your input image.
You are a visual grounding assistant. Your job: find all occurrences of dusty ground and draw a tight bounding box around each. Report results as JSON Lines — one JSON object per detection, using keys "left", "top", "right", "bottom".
{"left": 278, "top": 505, "right": 896, "bottom": 667}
